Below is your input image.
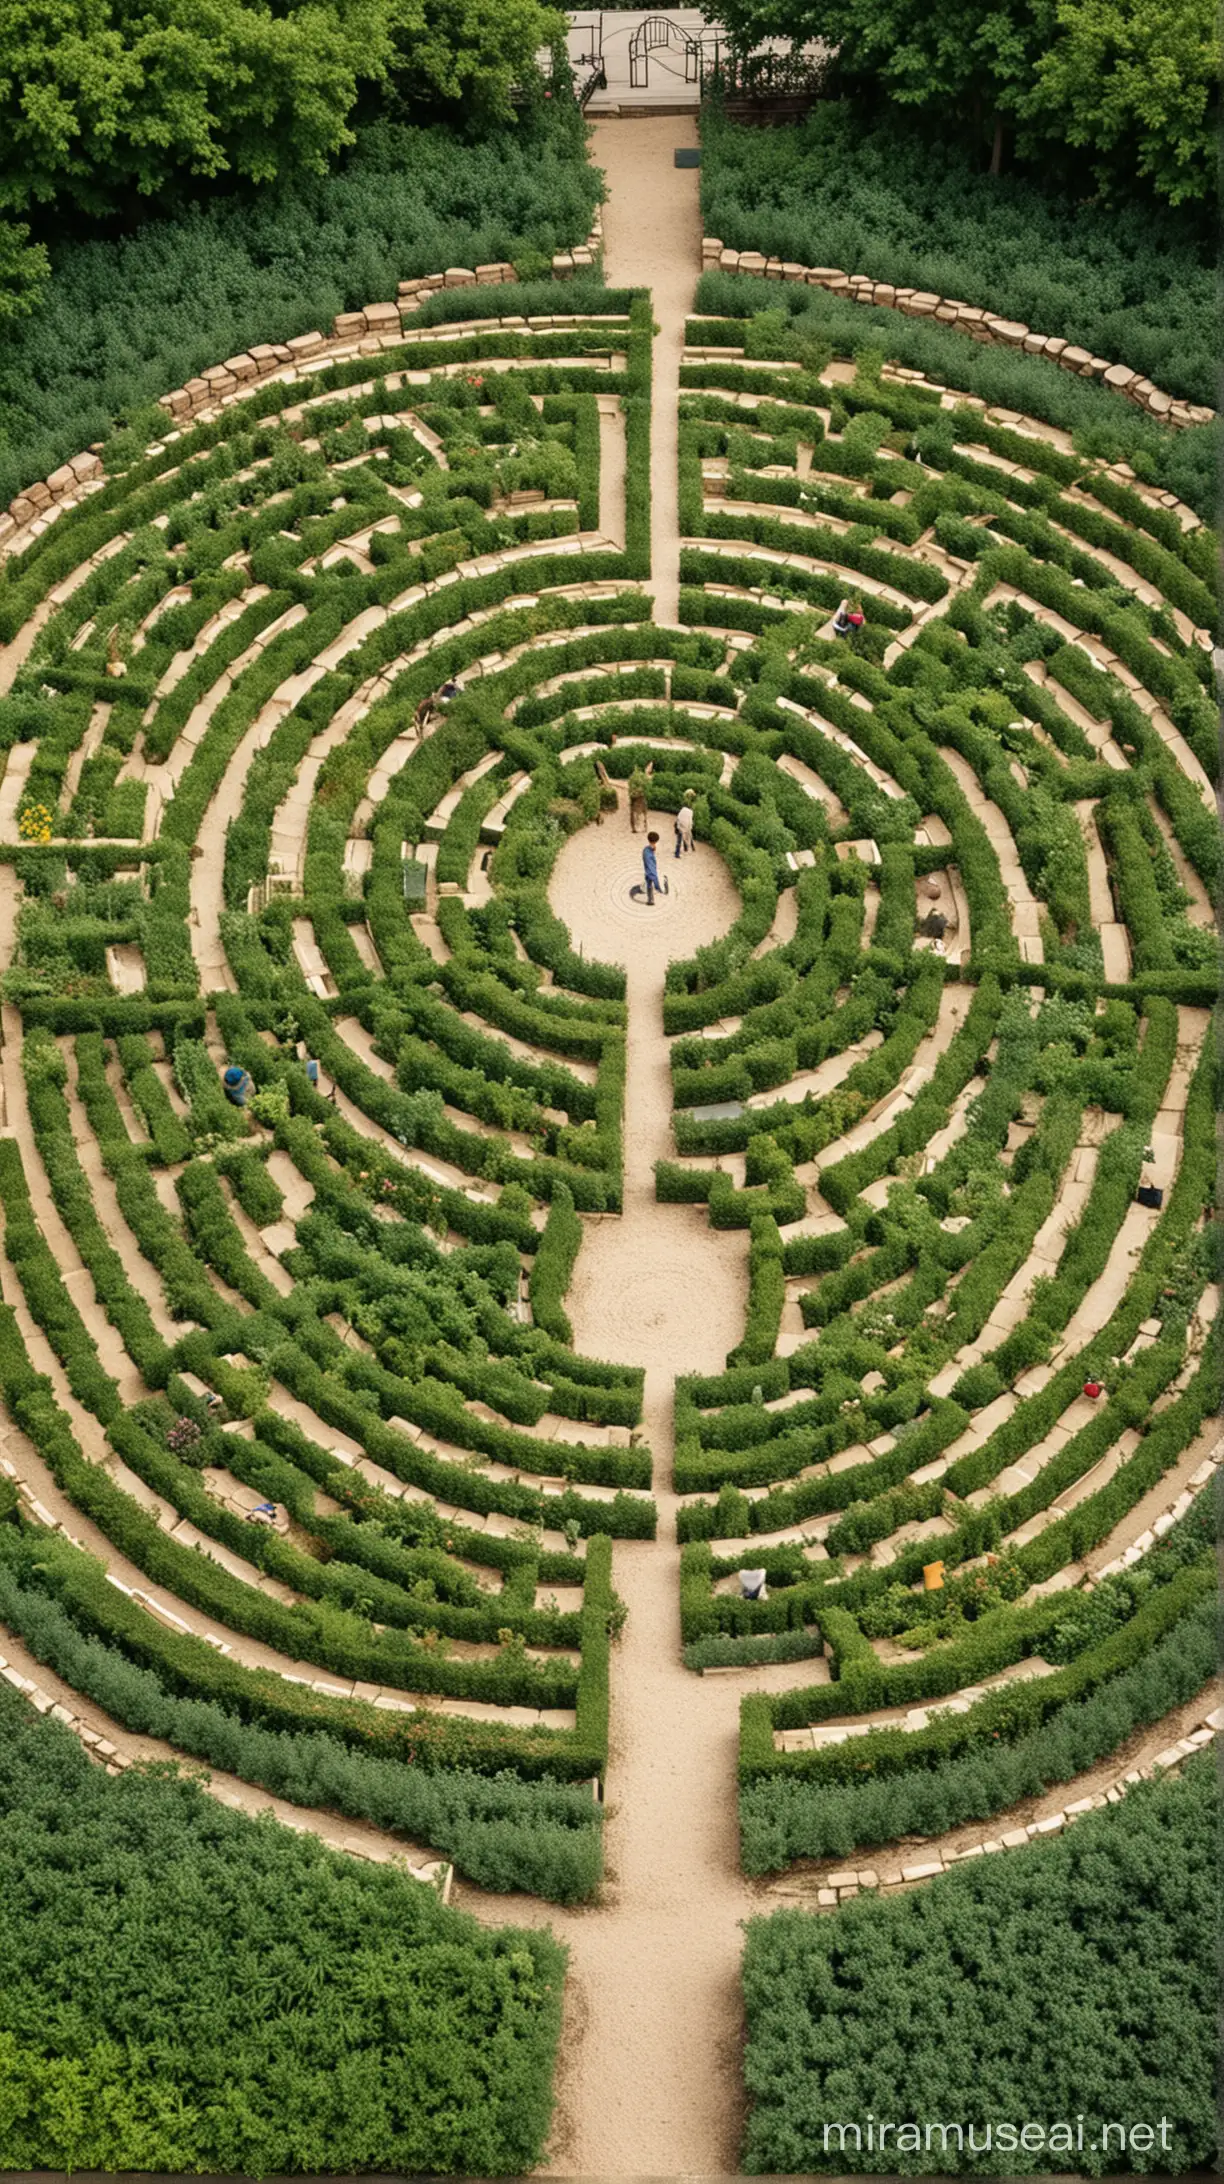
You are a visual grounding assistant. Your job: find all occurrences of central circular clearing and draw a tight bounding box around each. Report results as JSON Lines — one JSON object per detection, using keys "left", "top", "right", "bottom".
{"left": 549, "top": 803, "right": 741, "bottom": 972}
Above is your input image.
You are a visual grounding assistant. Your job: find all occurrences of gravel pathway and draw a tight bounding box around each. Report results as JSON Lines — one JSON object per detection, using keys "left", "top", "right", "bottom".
{"left": 591, "top": 115, "right": 701, "bottom": 625}
{"left": 536, "top": 801, "right": 754, "bottom": 2174}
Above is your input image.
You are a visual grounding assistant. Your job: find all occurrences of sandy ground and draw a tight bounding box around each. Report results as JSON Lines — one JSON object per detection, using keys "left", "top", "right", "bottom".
{"left": 590, "top": 116, "right": 701, "bottom": 625}
{"left": 537, "top": 803, "right": 757, "bottom": 2174}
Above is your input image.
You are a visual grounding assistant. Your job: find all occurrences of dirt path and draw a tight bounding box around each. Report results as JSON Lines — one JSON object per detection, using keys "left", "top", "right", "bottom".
{"left": 591, "top": 115, "right": 701, "bottom": 625}
{"left": 536, "top": 806, "right": 755, "bottom": 2174}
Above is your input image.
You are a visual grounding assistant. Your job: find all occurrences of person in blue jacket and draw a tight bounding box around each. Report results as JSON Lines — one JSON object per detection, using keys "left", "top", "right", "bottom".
{"left": 639, "top": 830, "right": 668, "bottom": 906}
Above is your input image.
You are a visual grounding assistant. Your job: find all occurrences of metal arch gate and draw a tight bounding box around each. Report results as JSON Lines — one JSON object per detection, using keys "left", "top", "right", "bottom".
{"left": 626, "top": 14, "right": 702, "bottom": 89}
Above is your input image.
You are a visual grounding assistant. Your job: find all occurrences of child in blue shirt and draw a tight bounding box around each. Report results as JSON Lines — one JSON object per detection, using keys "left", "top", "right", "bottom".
{"left": 641, "top": 831, "right": 667, "bottom": 905}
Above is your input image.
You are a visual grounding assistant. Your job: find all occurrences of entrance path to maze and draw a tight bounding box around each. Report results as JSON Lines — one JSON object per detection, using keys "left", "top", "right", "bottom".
{"left": 542, "top": 824, "right": 753, "bottom": 2175}
{"left": 532, "top": 122, "right": 759, "bottom": 2178}
{"left": 593, "top": 114, "right": 701, "bottom": 627}
{"left": 463, "top": 119, "right": 765, "bottom": 2178}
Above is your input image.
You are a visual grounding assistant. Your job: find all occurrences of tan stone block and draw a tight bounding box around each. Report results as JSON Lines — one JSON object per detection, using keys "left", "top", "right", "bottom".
{"left": 333, "top": 312, "right": 367, "bottom": 338}
{"left": 222, "top": 352, "right": 258, "bottom": 380}
{"left": 1058, "top": 345, "right": 1093, "bottom": 371}
{"left": 444, "top": 267, "right": 476, "bottom": 286}
{"left": 363, "top": 301, "right": 401, "bottom": 330}
{"left": 47, "top": 464, "right": 77, "bottom": 493}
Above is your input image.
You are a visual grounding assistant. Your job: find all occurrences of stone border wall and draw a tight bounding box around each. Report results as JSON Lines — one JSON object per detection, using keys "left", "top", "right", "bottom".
{"left": 802, "top": 1705, "right": 1222, "bottom": 1907}
{"left": 701, "top": 238, "right": 1215, "bottom": 430}
{"left": 0, "top": 1638, "right": 454, "bottom": 1896}
{"left": 0, "top": 208, "right": 604, "bottom": 551}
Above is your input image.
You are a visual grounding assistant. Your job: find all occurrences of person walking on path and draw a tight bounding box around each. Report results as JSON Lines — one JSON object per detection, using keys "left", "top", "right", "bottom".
{"left": 628, "top": 763, "right": 651, "bottom": 833}
{"left": 674, "top": 799, "right": 695, "bottom": 857}
{"left": 629, "top": 831, "right": 669, "bottom": 906}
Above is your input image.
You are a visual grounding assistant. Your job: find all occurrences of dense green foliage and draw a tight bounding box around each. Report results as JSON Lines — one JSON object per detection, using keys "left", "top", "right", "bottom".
{"left": 0, "top": 1681, "right": 565, "bottom": 2173}
{"left": 705, "top": 0, "right": 1217, "bottom": 208}
{"left": 0, "top": 0, "right": 395, "bottom": 220}
{"left": 700, "top": 107, "right": 1215, "bottom": 404}
{"left": 0, "top": 1545, "right": 605, "bottom": 1898}
{"left": 0, "top": 100, "right": 601, "bottom": 505}
{"left": 0, "top": 0, "right": 569, "bottom": 313}
{"left": 741, "top": 1757, "right": 1216, "bottom": 2174}
{"left": 739, "top": 1512, "right": 1216, "bottom": 1867}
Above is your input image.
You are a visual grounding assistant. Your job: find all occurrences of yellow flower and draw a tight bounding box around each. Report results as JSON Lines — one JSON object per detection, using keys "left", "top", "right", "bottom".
{"left": 17, "top": 801, "right": 54, "bottom": 844}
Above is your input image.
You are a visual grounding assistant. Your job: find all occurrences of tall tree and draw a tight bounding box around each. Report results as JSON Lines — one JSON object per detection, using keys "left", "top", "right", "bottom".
{"left": 702, "top": 0, "right": 1217, "bottom": 194}
{"left": 385, "top": 0, "right": 566, "bottom": 121}
{"left": 0, "top": 0, "right": 394, "bottom": 218}
{"left": 1021, "top": 0, "right": 1218, "bottom": 204}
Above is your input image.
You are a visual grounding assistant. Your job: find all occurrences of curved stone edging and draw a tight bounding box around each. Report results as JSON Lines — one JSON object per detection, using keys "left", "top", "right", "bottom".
{"left": 0, "top": 1626, "right": 454, "bottom": 1897}
{"left": 700, "top": 238, "right": 1215, "bottom": 431}
{"left": 0, "top": 212, "right": 605, "bottom": 553}
{"left": 780, "top": 1704, "right": 1222, "bottom": 1910}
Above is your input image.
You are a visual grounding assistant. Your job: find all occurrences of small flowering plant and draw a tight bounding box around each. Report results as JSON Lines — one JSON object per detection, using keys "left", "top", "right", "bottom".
{"left": 17, "top": 801, "right": 54, "bottom": 844}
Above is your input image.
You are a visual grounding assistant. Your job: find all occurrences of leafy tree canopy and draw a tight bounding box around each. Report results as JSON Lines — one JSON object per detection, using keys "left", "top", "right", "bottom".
{"left": 1024, "top": 0, "right": 1219, "bottom": 206}
{"left": 385, "top": 0, "right": 566, "bottom": 122}
{"left": 704, "top": 0, "right": 1218, "bottom": 205}
{"left": 0, "top": 216, "right": 49, "bottom": 322}
{"left": 0, "top": 0, "right": 565, "bottom": 224}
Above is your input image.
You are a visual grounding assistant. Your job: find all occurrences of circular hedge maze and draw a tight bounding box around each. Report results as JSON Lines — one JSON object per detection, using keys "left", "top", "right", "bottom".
{"left": 0, "top": 273, "right": 1217, "bottom": 1935}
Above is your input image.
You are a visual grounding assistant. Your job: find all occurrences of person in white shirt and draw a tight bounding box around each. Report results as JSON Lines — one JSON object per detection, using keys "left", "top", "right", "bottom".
{"left": 674, "top": 800, "right": 695, "bottom": 857}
